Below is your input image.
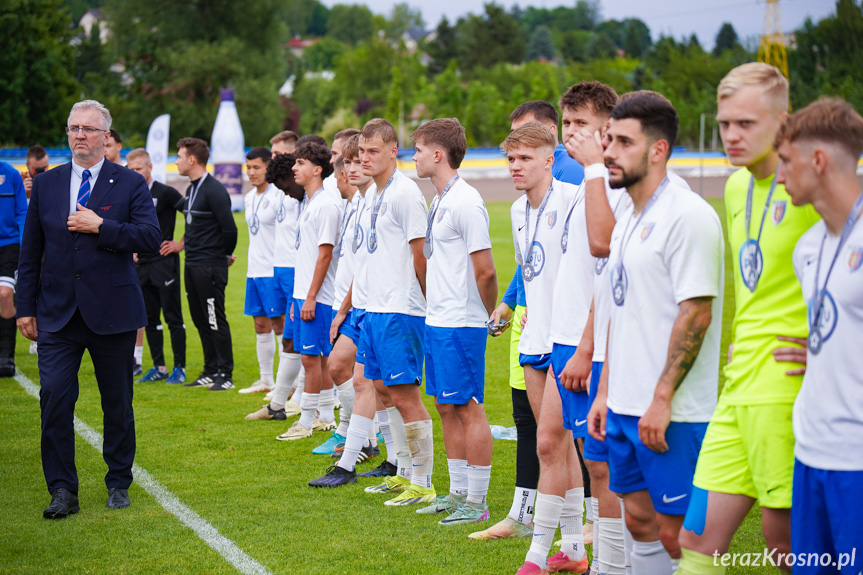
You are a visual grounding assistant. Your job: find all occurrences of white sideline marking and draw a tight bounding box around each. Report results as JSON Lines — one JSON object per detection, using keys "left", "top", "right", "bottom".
{"left": 14, "top": 371, "right": 272, "bottom": 575}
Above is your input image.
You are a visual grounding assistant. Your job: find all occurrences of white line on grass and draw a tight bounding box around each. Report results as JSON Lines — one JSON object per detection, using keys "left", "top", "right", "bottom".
{"left": 14, "top": 371, "right": 272, "bottom": 575}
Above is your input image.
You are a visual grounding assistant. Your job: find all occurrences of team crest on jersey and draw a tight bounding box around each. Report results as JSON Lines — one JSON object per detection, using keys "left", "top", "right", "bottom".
{"left": 772, "top": 200, "right": 786, "bottom": 225}
{"left": 437, "top": 208, "right": 447, "bottom": 223}
{"left": 546, "top": 211, "right": 557, "bottom": 229}
{"left": 262, "top": 199, "right": 270, "bottom": 210}
{"left": 640, "top": 223, "right": 655, "bottom": 241}
{"left": 527, "top": 241, "right": 546, "bottom": 277}
{"left": 304, "top": 212, "right": 310, "bottom": 221}
{"left": 848, "top": 246, "right": 863, "bottom": 272}
{"left": 379, "top": 202, "right": 388, "bottom": 217}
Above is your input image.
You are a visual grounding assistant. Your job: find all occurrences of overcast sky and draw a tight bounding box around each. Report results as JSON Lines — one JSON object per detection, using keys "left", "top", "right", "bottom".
{"left": 322, "top": 0, "right": 836, "bottom": 49}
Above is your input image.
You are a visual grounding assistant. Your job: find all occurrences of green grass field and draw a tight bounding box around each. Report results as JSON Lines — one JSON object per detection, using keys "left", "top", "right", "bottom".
{"left": 0, "top": 198, "right": 778, "bottom": 574}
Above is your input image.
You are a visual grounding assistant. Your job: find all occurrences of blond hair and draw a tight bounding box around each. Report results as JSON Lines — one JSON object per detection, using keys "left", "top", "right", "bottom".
{"left": 500, "top": 120, "right": 556, "bottom": 153}
{"left": 126, "top": 148, "right": 151, "bottom": 163}
{"left": 717, "top": 62, "right": 788, "bottom": 112}
{"left": 360, "top": 118, "right": 398, "bottom": 146}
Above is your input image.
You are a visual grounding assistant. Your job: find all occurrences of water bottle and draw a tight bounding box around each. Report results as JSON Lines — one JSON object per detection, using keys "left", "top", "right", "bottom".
{"left": 490, "top": 425, "right": 518, "bottom": 441}
{"left": 211, "top": 89, "right": 245, "bottom": 210}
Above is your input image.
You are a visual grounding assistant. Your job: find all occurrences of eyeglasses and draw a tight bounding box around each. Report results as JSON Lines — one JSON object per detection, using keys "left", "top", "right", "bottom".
{"left": 65, "top": 126, "right": 108, "bottom": 135}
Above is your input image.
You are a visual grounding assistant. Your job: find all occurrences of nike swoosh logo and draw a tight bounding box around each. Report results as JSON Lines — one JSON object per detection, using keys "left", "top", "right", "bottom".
{"left": 164, "top": 279, "right": 175, "bottom": 286}
{"left": 442, "top": 391, "right": 458, "bottom": 397}
{"left": 575, "top": 419, "right": 587, "bottom": 426}
{"left": 662, "top": 494, "right": 687, "bottom": 503}
{"left": 518, "top": 225, "right": 526, "bottom": 231}
{"left": 303, "top": 344, "right": 314, "bottom": 350}
{"left": 390, "top": 372, "right": 405, "bottom": 380}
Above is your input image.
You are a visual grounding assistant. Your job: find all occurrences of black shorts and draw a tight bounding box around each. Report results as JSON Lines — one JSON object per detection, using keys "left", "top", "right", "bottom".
{"left": 136, "top": 255, "right": 180, "bottom": 288}
{"left": 0, "top": 243, "right": 20, "bottom": 290}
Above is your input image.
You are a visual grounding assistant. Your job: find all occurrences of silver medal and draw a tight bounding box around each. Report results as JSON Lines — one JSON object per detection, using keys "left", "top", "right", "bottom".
{"left": 807, "top": 328, "right": 822, "bottom": 354}
{"left": 522, "top": 264, "right": 535, "bottom": 282}
{"left": 277, "top": 203, "right": 286, "bottom": 223}
{"left": 352, "top": 236, "right": 359, "bottom": 254}
{"left": 186, "top": 213, "right": 192, "bottom": 224}
{"left": 595, "top": 258, "right": 607, "bottom": 275}
{"left": 367, "top": 229, "right": 378, "bottom": 252}
{"left": 423, "top": 242, "right": 432, "bottom": 259}
{"left": 612, "top": 269, "right": 627, "bottom": 306}
{"left": 249, "top": 214, "right": 260, "bottom": 235}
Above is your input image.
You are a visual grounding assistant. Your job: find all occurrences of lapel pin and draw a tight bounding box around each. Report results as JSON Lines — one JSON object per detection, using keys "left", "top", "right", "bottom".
{"left": 110, "top": 179, "right": 114, "bottom": 184}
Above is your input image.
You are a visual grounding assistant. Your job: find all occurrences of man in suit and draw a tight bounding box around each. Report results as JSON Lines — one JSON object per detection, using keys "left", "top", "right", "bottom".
{"left": 16, "top": 99, "right": 161, "bottom": 519}
{"left": 126, "top": 148, "right": 187, "bottom": 384}
{"left": 176, "top": 137, "right": 238, "bottom": 391}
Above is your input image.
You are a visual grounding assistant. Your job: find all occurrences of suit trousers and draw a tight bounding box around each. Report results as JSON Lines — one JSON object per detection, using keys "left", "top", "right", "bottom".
{"left": 137, "top": 256, "right": 185, "bottom": 368}
{"left": 38, "top": 308, "right": 136, "bottom": 494}
{"left": 184, "top": 264, "right": 233, "bottom": 375}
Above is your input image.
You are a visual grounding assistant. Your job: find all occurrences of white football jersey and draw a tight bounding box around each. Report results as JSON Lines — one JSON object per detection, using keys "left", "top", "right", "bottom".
{"left": 606, "top": 179, "right": 724, "bottom": 422}
{"left": 332, "top": 191, "right": 362, "bottom": 313}
{"left": 363, "top": 170, "right": 428, "bottom": 317}
{"left": 511, "top": 178, "right": 579, "bottom": 356}
{"left": 425, "top": 178, "right": 493, "bottom": 328}
{"left": 244, "top": 185, "right": 280, "bottom": 278}
{"left": 292, "top": 189, "right": 342, "bottom": 306}
{"left": 793, "top": 219, "right": 863, "bottom": 470}
{"left": 273, "top": 192, "right": 300, "bottom": 269}
{"left": 548, "top": 180, "right": 593, "bottom": 346}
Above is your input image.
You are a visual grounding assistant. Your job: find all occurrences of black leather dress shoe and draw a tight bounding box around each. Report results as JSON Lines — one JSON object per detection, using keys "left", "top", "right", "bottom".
{"left": 106, "top": 487, "right": 130, "bottom": 509}
{"left": 43, "top": 488, "right": 79, "bottom": 519}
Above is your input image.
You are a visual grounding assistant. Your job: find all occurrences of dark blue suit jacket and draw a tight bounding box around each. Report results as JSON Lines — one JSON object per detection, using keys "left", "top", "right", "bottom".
{"left": 17, "top": 160, "right": 161, "bottom": 335}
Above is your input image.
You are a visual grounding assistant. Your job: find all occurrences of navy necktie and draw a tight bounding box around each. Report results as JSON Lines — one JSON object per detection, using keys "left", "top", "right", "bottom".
{"left": 76, "top": 169, "right": 91, "bottom": 210}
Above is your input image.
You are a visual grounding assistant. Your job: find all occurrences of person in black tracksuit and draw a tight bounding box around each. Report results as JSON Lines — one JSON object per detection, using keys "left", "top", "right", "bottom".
{"left": 175, "top": 138, "right": 238, "bottom": 391}
{"left": 0, "top": 161, "right": 27, "bottom": 376}
{"left": 126, "top": 149, "right": 187, "bottom": 383}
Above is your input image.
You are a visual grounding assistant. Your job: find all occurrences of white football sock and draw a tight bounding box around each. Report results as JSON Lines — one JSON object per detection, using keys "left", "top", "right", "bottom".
{"left": 378, "top": 409, "right": 396, "bottom": 465}
{"left": 336, "top": 414, "right": 373, "bottom": 472}
{"left": 598, "top": 516, "right": 627, "bottom": 575}
{"left": 134, "top": 345, "right": 143, "bottom": 365}
{"left": 525, "top": 493, "right": 564, "bottom": 568}
{"left": 386, "top": 406, "right": 411, "bottom": 479}
{"left": 255, "top": 331, "right": 276, "bottom": 384}
{"left": 620, "top": 497, "right": 634, "bottom": 575}
{"left": 318, "top": 386, "right": 335, "bottom": 424}
{"left": 447, "top": 459, "right": 468, "bottom": 496}
{"left": 560, "top": 487, "right": 586, "bottom": 560}
{"left": 404, "top": 419, "right": 433, "bottom": 489}
{"left": 631, "top": 540, "right": 673, "bottom": 575}
{"left": 466, "top": 464, "right": 491, "bottom": 505}
{"left": 298, "top": 392, "right": 318, "bottom": 429}
{"left": 509, "top": 486, "right": 538, "bottom": 525}
{"left": 270, "top": 352, "right": 301, "bottom": 410}
{"left": 292, "top": 368, "right": 306, "bottom": 404}
{"left": 335, "top": 378, "right": 354, "bottom": 436}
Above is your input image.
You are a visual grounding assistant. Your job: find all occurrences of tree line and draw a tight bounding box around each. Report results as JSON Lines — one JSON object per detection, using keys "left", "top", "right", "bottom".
{"left": 1, "top": 0, "right": 859, "bottom": 150}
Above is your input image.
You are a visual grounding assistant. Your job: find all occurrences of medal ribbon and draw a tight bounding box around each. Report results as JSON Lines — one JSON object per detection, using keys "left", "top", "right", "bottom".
{"left": 522, "top": 181, "right": 554, "bottom": 279}
{"left": 424, "top": 174, "right": 460, "bottom": 259}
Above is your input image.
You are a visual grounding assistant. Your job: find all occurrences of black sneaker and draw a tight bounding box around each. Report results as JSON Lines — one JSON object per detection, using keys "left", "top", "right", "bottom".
{"left": 309, "top": 465, "right": 357, "bottom": 488}
{"left": 132, "top": 362, "right": 143, "bottom": 376}
{"left": 184, "top": 372, "right": 215, "bottom": 387}
{"left": 356, "top": 442, "right": 377, "bottom": 464}
{"left": 0, "top": 358, "right": 15, "bottom": 378}
{"left": 209, "top": 372, "right": 235, "bottom": 391}
{"left": 358, "top": 459, "right": 397, "bottom": 477}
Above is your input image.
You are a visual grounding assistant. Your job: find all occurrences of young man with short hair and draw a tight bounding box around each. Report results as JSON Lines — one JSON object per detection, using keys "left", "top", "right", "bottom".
{"left": 105, "top": 129, "right": 123, "bottom": 164}
{"left": 473, "top": 100, "right": 587, "bottom": 543}
{"left": 587, "top": 94, "right": 724, "bottom": 575}
{"left": 311, "top": 153, "right": 361, "bottom": 455}
{"left": 277, "top": 142, "right": 341, "bottom": 440}
{"left": 780, "top": 97, "right": 863, "bottom": 575}
{"left": 677, "top": 63, "right": 819, "bottom": 575}
{"left": 309, "top": 120, "right": 431, "bottom": 502}
{"left": 238, "top": 147, "right": 284, "bottom": 395}
{"left": 269, "top": 131, "right": 298, "bottom": 156}
{"left": 177, "top": 137, "right": 238, "bottom": 391}
{"left": 410, "top": 118, "right": 498, "bottom": 525}
{"left": 245, "top": 152, "right": 307, "bottom": 421}
{"left": 126, "top": 148, "right": 187, "bottom": 384}
{"left": 502, "top": 121, "right": 581, "bottom": 575}
{"left": 22, "top": 145, "right": 50, "bottom": 199}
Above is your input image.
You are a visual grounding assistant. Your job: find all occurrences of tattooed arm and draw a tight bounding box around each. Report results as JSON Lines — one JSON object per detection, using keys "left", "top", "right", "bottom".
{"left": 638, "top": 296, "right": 714, "bottom": 453}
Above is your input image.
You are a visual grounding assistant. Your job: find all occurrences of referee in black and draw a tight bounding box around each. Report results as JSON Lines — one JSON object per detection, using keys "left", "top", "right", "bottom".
{"left": 175, "top": 138, "right": 238, "bottom": 391}
{"left": 126, "top": 148, "right": 187, "bottom": 384}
